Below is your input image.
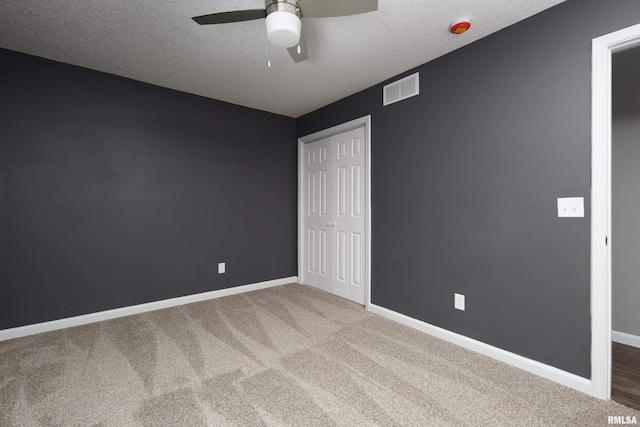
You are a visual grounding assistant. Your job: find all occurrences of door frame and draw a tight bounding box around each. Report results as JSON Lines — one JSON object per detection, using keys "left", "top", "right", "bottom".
{"left": 298, "top": 115, "right": 372, "bottom": 309}
{"left": 591, "top": 23, "right": 640, "bottom": 400}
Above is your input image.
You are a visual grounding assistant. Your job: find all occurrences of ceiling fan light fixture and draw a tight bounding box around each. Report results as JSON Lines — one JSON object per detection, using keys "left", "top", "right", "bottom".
{"left": 193, "top": 0, "right": 379, "bottom": 63}
{"left": 266, "top": 10, "right": 301, "bottom": 48}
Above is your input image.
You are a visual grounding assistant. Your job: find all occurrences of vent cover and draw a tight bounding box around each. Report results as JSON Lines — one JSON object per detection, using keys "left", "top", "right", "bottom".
{"left": 383, "top": 72, "right": 419, "bottom": 106}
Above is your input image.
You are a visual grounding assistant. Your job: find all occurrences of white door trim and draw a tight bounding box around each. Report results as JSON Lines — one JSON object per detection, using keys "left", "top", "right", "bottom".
{"left": 591, "top": 22, "right": 640, "bottom": 400}
{"left": 298, "top": 115, "right": 372, "bottom": 309}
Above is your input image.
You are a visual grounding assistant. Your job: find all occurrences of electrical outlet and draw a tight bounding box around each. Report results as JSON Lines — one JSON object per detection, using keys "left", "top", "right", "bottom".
{"left": 218, "top": 262, "right": 225, "bottom": 274}
{"left": 454, "top": 293, "right": 465, "bottom": 311}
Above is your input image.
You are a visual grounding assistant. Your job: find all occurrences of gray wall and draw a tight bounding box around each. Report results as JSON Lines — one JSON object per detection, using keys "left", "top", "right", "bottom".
{"left": 612, "top": 47, "right": 640, "bottom": 338}
{"left": 297, "top": 0, "right": 640, "bottom": 378}
{"left": 0, "top": 48, "right": 298, "bottom": 330}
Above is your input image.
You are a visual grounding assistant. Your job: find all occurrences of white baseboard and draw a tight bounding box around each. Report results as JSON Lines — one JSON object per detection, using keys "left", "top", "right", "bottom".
{"left": 612, "top": 330, "right": 640, "bottom": 349}
{"left": 0, "top": 276, "right": 299, "bottom": 342}
{"left": 368, "top": 303, "right": 595, "bottom": 398}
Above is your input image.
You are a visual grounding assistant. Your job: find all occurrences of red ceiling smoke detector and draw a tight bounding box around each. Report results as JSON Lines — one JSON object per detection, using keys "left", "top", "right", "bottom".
{"left": 450, "top": 19, "right": 471, "bottom": 35}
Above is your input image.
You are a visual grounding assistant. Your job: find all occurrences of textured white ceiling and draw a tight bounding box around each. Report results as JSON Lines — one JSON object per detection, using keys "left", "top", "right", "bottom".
{"left": 0, "top": 0, "right": 565, "bottom": 118}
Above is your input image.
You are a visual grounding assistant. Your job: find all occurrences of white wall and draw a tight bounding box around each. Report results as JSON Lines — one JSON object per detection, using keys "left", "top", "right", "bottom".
{"left": 612, "top": 47, "right": 640, "bottom": 339}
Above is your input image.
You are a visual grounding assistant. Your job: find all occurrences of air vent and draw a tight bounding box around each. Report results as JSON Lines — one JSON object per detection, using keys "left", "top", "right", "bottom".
{"left": 383, "top": 72, "right": 419, "bottom": 106}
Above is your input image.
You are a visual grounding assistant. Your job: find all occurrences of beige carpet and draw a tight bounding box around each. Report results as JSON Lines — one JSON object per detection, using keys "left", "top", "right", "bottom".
{"left": 1, "top": 283, "right": 638, "bottom": 426}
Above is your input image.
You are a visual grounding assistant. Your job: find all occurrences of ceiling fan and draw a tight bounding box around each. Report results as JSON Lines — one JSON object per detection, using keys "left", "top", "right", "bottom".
{"left": 192, "top": 0, "right": 378, "bottom": 63}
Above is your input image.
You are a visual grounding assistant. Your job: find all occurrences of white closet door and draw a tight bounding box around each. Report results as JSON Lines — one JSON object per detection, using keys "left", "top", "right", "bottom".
{"left": 331, "top": 127, "right": 366, "bottom": 305}
{"left": 303, "top": 136, "right": 332, "bottom": 293}
{"left": 302, "top": 126, "right": 366, "bottom": 305}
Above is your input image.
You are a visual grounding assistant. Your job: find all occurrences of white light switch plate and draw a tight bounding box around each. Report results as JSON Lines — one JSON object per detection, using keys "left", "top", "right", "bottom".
{"left": 454, "top": 293, "right": 465, "bottom": 311}
{"left": 557, "top": 197, "right": 584, "bottom": 218}
{"left": 218, "top": 262, "right": 225, "bottom": 274}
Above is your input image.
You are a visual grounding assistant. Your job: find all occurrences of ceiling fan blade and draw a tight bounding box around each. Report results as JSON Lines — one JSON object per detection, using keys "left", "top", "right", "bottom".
{"left": 299, "top": 0, "right": 378, "bottom": 18}
{"left": 192, "top": 9, "right": 266, "bottom": 25}
{"left": 287, "top": 33, "right": 308, "bottom": 63}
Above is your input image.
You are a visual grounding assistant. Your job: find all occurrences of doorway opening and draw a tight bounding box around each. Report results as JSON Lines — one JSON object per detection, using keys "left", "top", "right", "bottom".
{"left": 591, "top": 23, "right": 640, "bottom": 400}
{"left": 610, "top": 45, "right": 640, "bottom": 410}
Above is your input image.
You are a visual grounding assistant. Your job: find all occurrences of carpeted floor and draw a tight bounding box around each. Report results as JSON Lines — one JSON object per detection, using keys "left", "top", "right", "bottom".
{"left": 1, "top": 283, "right": 638, "bottom": 426}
